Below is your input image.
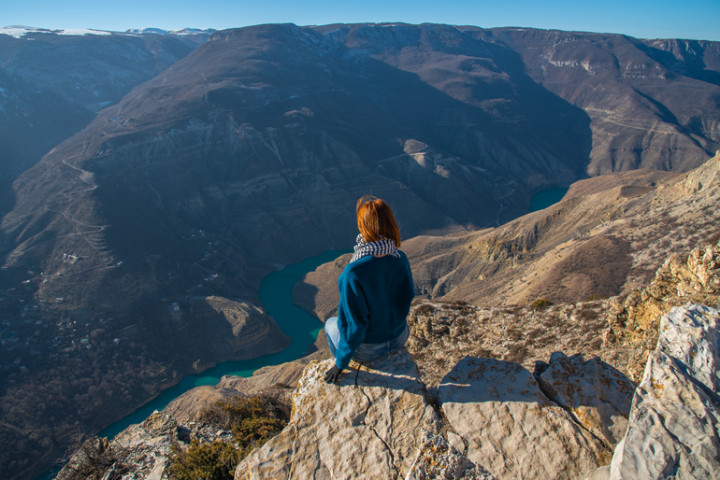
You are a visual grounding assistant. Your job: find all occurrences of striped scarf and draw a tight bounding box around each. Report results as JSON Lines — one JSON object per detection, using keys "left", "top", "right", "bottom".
{"left": 350, "top": 234, "right": 400, "bottom": 263}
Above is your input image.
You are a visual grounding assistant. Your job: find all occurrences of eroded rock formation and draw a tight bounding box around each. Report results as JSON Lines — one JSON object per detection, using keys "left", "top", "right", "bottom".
{"left": 56, "top": 412, "right": 233, "bottom": 480}
{"left": 603, "top": 304, "right": 720, "bottom": 480}
{"left": 535, "top": 352, "right": 635, "bottom": 447}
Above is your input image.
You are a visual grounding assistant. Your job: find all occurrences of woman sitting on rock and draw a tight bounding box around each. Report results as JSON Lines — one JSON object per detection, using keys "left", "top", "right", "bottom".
{"left": 324, "top": 195, "right": 415, "bottom": 384}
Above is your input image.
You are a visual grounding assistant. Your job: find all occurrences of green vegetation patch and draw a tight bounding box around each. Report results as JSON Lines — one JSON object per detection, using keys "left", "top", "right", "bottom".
{"left": 168, "top": 395, "right": 288, "bottom": 480}
{"left": 531, "top": 298, "right": 554, "bottom": 311}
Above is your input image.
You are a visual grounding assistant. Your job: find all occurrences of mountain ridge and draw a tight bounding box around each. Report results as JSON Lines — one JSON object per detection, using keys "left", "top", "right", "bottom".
{"left": 0, "top": 27, "right": 211, "bottom": 212}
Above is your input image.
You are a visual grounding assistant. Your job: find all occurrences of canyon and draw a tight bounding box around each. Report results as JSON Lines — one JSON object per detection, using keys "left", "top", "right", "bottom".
{"left": 0, "top": 23, "right": 719, "bottom": 479}
{"left": 57, "top": 152, "right": 720, "bottom": 479}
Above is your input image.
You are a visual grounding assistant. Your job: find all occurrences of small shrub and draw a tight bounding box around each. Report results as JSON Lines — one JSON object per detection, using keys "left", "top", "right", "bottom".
{"left": 201, "top": 395, "right": 288, "bottom": 436}
{"left": 530, "top": 298, "right": 553, "bottom": 311}
{"left": 170, "top": 396, "right": 289, "bottom": 480}
{"left": 232, "top": 415, "right": 286, "bottom": 446}
{"left": 59, "top": 437, "right": 119, "bottom": 480}
{"left": 167, "top": 440, "right": 240, "bottom": 480}
{"left": 413, "top": 304, "right": 435, "bottom": 316}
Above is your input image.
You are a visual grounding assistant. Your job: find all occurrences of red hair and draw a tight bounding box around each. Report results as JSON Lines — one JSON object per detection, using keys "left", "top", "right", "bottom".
{"left": 356, "top": 196, "right": 401, "bottom": 247}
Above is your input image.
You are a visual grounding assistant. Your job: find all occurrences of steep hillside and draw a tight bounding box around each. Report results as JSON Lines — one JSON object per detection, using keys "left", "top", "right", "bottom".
{"left": 298, "top": 152, "right": 719, "bottom": 324}
{"left": 409, "top": 151, "right": 719, "bottom": 306}
{"left": 0, "top": 28, "right": 210, "bottom": 208}
{"left": 3, "top": 24, "right": 719, "bottom": 369}
{"left": 494, "top": 29, "right": 720, "bottom": 174}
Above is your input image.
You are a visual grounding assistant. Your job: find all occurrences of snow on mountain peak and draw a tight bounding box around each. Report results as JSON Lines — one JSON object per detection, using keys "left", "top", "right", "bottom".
{"left": 1, "top": 25, "right": 214, "bottom": 39}
{"left": 0, "top": 26, "right": 112, "bottom": 38}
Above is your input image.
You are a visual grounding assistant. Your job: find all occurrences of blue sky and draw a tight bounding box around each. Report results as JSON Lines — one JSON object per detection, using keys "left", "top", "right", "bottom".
{"left": 3, "top": 0, "right": 720, "bottom": 41}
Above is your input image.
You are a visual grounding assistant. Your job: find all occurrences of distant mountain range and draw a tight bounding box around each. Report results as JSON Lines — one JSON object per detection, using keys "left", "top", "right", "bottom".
{"left": 0, "top": 26, "right": 216, "bottom": 37}
{"left": 0, "top": 23, "right": 718, "bottom": 480}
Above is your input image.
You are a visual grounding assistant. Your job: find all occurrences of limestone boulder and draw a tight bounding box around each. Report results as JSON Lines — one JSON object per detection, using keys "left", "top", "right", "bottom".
{"left": 607, "top": 304, "right": 720, "bottom": 479}
{"left": 438, "top": 356, "right": 611, "bottom": 480}
{"left": 234, "top": 349, "right": 442, "bottom": 480}
{"left": 536, "top": 352, "right": 636, "bottom": 446}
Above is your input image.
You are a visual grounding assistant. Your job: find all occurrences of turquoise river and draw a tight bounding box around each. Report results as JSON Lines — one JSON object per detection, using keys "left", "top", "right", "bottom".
{"left": 40, "top": 248, "right": 347, "bottom": 479}
{"left": 41, "top": 187, "right": 570, "bottom": 478}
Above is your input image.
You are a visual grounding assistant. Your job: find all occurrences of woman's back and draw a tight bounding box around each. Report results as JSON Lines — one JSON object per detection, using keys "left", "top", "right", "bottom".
{"left": 338, "top": 251, "right": 414, "bottom": 344}
{"left": 324, "top": 195, "right": 414, "bottom": 382}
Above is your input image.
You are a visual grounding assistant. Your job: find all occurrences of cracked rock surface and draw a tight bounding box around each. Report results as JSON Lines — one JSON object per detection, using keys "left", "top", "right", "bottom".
{"left": 536, "top": 351, "right": 636, "bottom": 447}
{"left": 438, "top": 356, "right": 611, "bottom": 480}
{"left": 234, "top": 349, "right": 443, "bottom": 480}
{"left": 405, "top": 433, "right": 495, "bottom": 480}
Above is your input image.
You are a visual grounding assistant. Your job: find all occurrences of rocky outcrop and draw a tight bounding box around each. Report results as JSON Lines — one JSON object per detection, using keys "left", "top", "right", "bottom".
{"left": 403, "top": 300, "right": 627, "bottom": 391}
{"left": 52, "top": 235, "right": 720, "bottom": 480}
{"left": 56, "top": 412, "right": 232, "bottom": 480}
{"left": 233, "top": 303, "right": 719, "bottom": 480}
{"left": 607, "top": 239, "right": 720, "bottom": 380}
{"left": 598, "top": 304, "right": 720, "bottom": 479}
{"left": 438, "top": 356, "right": 611, "bottom": 480}
{"left": 61, "top": 300, "right": 720, "bottom": 480}
{"left": 197, "top": 296, "right": 291, "bottom": 360}
{"left": 227, "top": 342, "right": 640, "bottom": 480}
{"left": 234, "top": 351, "right": 445, "bottom": 479}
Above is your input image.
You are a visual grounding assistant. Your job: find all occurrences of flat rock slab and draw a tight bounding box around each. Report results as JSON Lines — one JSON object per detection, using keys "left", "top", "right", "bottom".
{"left": 537, "top": 352, "right": 636, "bottom": 446}
{"left": 608, "top": 304, "right": 720, "bottom": 479}
{"left": 234, "top": 349, "right": 442, "bottom": 480}
{"left": 438, "top": 356, "right": 610, "bottom": 480}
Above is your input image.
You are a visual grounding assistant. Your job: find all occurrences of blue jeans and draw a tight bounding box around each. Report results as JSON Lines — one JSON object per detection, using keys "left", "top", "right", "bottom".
{"left": 325, "top": 316, "right": 409, "bottom": 364}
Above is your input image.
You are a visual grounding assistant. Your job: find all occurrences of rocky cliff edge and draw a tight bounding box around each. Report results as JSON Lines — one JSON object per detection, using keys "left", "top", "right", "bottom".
{"left": 233, "top": 303, "right": 719, "bottom": 480}
{"left": 56, "top": 240, "right": 720, "bottom": 479}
